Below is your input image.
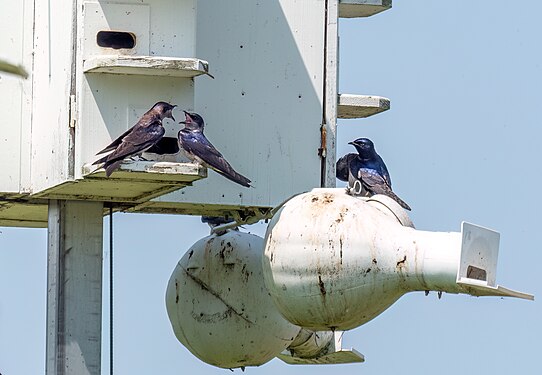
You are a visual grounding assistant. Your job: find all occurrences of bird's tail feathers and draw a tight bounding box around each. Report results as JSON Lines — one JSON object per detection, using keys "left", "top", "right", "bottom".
{"left": 92, "top": 154, "right": 110, "bottom": 165}
{"left": 213, "top": 168, "right": 252, "bottom": 188}
{"left": 388, "top": 191, "right": 411, "bottom": 211}
{"left": 105, "top": 160, "right": 123, "bottom": 177}
{"left": 95, "top": 145, "right": 115, "bottom": 155}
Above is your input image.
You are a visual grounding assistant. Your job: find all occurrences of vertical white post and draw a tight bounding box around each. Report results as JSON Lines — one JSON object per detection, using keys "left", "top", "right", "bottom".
{"left": 46, "top": 200, "right": 103, "bottom": 375}
{"left": 323, "top": 0, "right": 339, "bottom": 187}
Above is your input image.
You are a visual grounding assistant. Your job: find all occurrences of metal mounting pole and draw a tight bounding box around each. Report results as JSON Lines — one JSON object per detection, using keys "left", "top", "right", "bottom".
{"left": 46, "top": 200, "right": 104, "bottom": 375}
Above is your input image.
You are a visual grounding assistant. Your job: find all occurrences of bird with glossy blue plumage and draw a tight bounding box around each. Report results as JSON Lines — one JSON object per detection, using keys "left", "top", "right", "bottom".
{"left": 337, "top": 138, "right": 411, "bottom": 211}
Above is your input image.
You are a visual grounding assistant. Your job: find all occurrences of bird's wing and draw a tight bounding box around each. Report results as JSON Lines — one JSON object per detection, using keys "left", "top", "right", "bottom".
{"left": 95, "top": 125, "right": 137, "bottom": 155}
{"left": 181, "top": 132, "right": 251, "bottom": 187}
{"left": 358, "top": 168, "right": 392, "bottom": 195}
{"left": 336, "top": 153, "right": 357, "bottom": 182}
{"left": 211, "top": 166, "right": 252, "bottom": 188}
{"left": 101, "top": 124, "right": 164, "bottom": 165}
{"left": 122, "top": 120, "right": 165, "bottom": 147}
{"left": 376, "top": 155, "right": 392, "bottom": 187}
{"left": 359, "top": 168, "right": 411, "bottom": 210}
{"left": 92, "top": 153, "right": 109, "bottom": 165}
{"left": 179, "top": 130, "right": 223, "bottom": 158}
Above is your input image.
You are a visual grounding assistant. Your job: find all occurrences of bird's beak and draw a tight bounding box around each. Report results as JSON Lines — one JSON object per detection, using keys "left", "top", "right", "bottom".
{"left": 348, "top": 141, "right": 354, "bottom": 145}
{"left": 179, "top": 110, "right": 191, "bottom": 125}
{"left": 170, "top": 105, "right": 177, "bottom": 121}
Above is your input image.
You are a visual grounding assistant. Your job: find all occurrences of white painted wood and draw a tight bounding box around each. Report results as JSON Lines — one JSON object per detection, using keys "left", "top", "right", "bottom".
{"left": 81, "top": 0, "right": 195, "bottom": 59}
{"left": 30, "top": 0, "right": 76, "bottom": 193}
{"left": 31, "top": 162, "right": 206, "bottom": 203}
{"left": 74, "top": 75, "right": 195, "bottom": 180}
{"left": 339, "top": 0, "right": 392, "bottom": 18}
{"left": 83, "top": 56, "right": 210, "bottom": 77}
{"left": 46, "top": 200, "right": 104, "bottom": 375}
{"left": 323, "top": 0, "right": 340, "bottom": 187}
{"left": 0, "top": 0, "right": 33, "bottom": 194}
{"left": 82, "top": 2, "right": 150, "bottom": 59}
{"left": 146, "top": 0, "right": 327, "bottom": 214}
{"left": 82, "top": 161, "right": 205, "bottom": 181}
{"left": 1, "top": 0, "right": 206, "bottom": 225}
{"left": 0, "top": 201, "right": 48, "bottom": 228}
{"left": 1, "top": 0, "right": 342, "bottom": 222}
{"left": 74, "top": 0, "right": 200, "bottom": 182}
{"left": 337, "top": 94, "right": 390, "bottom": 119}
{"left": 6, "top": 0, "right": 200, "bottom": 197}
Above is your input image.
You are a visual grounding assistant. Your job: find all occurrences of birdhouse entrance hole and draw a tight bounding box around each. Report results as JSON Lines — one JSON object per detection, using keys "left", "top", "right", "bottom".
{"left": 96, "top": 31, "right": 136, "bottom": 49}
{"left": 146, "top": 137, "right": 180, "bottom": 155}
{"left": 466, "top": 265, "right": 487, "bottom": 281}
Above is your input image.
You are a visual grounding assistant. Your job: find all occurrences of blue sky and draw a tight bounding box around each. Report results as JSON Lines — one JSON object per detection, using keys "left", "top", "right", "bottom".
{"left": 1, "top": 1, "right": 540, "bottom": 374}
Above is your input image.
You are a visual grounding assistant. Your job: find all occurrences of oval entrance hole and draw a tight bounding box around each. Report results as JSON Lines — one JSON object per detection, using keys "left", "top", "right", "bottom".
{"left": 96, "top": 31, "right": 136, "bottom": 50}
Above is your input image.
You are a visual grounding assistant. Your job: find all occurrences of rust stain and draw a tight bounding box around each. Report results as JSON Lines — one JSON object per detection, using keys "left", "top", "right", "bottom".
{"left": 310, "top": 193, "right": 334, "bottom": 210}
{"left": 339, "top": 237, "right": 343, "bottom": 264}
{"left": 322, "top": 193, "right": 334, "bottom": 204}
{"left": 318, "top": 123, "right": 327, "bottom": 157}
{"left": 318, "top": 275, "right": 327, "bottom": 296}
{"left": 241, "top": 264, "right": 250, "bottom": 282}
{"left": 335, "top": 207, "right": 349, "bottom": 223}
{"left": 175, "top": 279, "right": 179, "bottom": 303}
{"left": 219, "top": 240, "right": 234, "bottom": 262}
{"left": 396, "top": 255, "right": 407, "bottom": 268}
{"left": 204, "top": 237, "right": 216, "bottom": 257}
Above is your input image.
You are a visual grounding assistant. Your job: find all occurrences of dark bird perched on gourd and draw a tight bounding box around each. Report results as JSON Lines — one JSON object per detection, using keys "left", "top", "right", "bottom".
{"left": 337, "top": 138, "right": 411, "bottom": 211}
{"left": 178, "top": 111, "right": 252, "bottom": 188}
{"left": 93, "top": 101, "right": 176, "bottom": 177}
{"left": 336, "top": 152, "right": 357, "bottom": 182}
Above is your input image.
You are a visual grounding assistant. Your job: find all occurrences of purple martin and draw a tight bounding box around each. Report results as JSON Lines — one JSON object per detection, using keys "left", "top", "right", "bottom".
{"left": 336, "top": 153, "right": 357, "bottom": 182}
{"left": 340, "top": 138, "right": 411, "bottom": 211}
{"left": 178, "top": 111, "right": 252, "bottom": 187}
{"left": 93, "top": 101, "right": 176, "bottom": 177}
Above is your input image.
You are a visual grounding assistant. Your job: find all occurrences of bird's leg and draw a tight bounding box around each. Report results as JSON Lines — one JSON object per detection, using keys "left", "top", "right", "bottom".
{"left": 129, "top": 154, "right": 149, "bottom": 161}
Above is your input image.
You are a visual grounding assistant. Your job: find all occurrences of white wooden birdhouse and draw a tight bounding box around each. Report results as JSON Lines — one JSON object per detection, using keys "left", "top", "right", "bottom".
{"left": 0, "top": 0, "right": 392, "bottom": 226}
